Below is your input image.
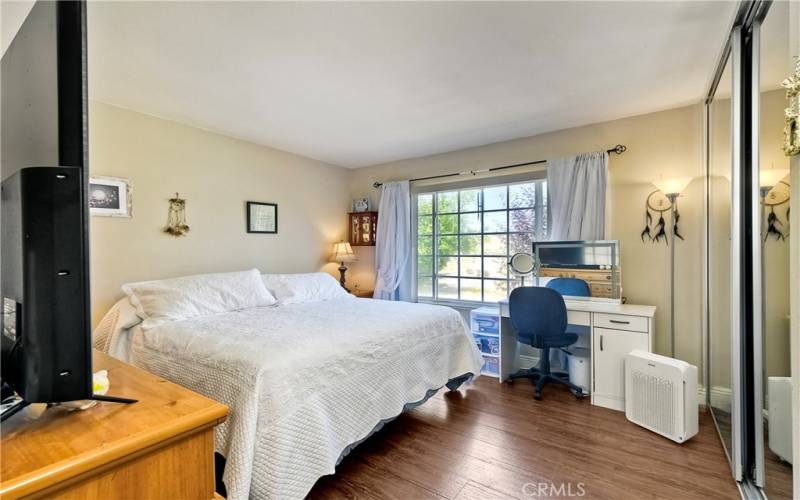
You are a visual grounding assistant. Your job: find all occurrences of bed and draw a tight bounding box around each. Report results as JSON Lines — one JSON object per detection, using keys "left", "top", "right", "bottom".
{"left": 93, "top": 270, "right": 482, "bottom": 500}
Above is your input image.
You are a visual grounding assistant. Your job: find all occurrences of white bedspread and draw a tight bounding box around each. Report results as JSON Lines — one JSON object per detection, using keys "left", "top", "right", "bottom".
{"left": 95, "top": 297, "right": 482, "bottom": 499}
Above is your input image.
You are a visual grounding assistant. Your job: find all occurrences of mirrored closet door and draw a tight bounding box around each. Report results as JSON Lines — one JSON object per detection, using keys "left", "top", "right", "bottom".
{"left": 706, "top": 2, "right": 796, "bottom": 497}
{"left": 707, "top": 47, "right": 736, "bottom": 472}
{"left": 757, "top": 3, "right": 794, "bottom": 498}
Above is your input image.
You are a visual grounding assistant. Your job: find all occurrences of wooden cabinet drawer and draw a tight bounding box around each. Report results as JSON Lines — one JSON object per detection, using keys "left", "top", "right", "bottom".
{"left": 593, "top": 313, "right": 648, "bottom": 333}
{"left": 540, "top": 268, "right": 613, "bottom": 282}
{"left": 590, "top": 283, "right": 613, "bottom": 298}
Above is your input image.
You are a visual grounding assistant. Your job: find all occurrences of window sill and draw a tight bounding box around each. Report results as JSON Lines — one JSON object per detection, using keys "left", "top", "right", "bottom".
{"left": 417, "top": 298, "right": 500, "bottom": 310}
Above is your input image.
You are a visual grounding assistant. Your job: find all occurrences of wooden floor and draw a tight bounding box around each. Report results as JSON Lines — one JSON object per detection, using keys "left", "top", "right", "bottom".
{"left": 308, "top": 376, "right": 740, "bottom": 500}
{"left": 714, "top": 409, "right": 793, "bottom": 500}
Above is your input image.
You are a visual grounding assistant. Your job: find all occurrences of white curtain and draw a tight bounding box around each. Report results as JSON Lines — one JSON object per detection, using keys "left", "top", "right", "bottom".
{"left": 547, "top": 151, "right": 608, "bottom": 240}
{"left": 373, "top": 181, "right": 412, "bottom": 301}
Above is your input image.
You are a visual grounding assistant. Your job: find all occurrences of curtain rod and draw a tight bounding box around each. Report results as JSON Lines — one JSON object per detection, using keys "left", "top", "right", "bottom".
{"left": 372, "top": 144, "right": 627, "bottom": 188}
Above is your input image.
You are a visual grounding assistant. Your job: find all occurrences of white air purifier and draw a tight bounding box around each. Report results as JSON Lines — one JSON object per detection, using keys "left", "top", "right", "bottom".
{"left": 624, "top": 350, "right": 698, "bottom": 443}
{"left": 767, "top": 377, "right": 794, "bottom": 464}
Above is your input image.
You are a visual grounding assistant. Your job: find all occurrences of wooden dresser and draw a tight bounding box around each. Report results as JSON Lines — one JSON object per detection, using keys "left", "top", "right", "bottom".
{"left": 539, "top": 267, "right": 621, "bottom": 299}
{"left": 0, "top": 351, "right": 228, "bottom": 499}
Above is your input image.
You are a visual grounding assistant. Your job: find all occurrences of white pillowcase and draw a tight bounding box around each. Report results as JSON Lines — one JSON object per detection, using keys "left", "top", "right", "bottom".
{"left": 122, "top": 269, "right": 277, "bottom": 329}
{"left": 261, "top": 272, "right": 352, "bottom": 304}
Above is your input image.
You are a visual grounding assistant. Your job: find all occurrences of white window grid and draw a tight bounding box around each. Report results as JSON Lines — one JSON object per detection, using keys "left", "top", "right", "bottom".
{"left": 415, "top": 180, "right": 548, "bottom": 302}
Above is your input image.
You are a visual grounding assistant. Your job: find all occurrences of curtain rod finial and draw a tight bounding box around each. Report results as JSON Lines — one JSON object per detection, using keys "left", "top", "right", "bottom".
{"left": 612, "top": 144, "right": 627, "bottom": 154}
{"left": 372, "top": 181, "right": 383, "bottom": 188}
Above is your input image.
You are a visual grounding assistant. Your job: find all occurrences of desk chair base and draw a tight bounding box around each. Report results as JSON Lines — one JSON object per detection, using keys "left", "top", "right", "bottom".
{"left": 508, "top": 367, "right": 585, "bottom": 401}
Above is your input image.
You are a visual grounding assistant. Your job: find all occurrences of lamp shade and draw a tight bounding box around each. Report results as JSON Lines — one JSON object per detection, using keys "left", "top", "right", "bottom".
{"left": 653, "top": 177, "right": 692, "bottom": 196}
{"left": 331, "top": 241, "right": 357, "bottom": 263}
{"left": 759, "top": 168, "right": 789, "bottom": 188}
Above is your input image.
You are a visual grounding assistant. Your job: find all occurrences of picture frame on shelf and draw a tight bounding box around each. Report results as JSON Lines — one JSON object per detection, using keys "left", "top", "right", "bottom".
{"left": 352, "top": 197, "right": 370, "bottom": 212}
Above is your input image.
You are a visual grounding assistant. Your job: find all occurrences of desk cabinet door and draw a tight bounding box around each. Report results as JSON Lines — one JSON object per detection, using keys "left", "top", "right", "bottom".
{"left": 593, "top": 328, "right": 648, "bottom": 404}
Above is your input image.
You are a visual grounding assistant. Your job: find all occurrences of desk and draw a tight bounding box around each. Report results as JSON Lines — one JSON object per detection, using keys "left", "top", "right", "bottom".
{"left": 496, "top": 299, "right": 656, "bottom": 411}
{"left": 1, "top": 351, "right": 228, "bottom": 499}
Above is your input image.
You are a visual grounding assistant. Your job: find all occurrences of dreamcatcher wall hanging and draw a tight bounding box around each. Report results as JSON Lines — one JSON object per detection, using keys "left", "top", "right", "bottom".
{"left": 640, "top": 190, "right": 683, "bottom": 244}
{"left": 164, "top": 192, "right": 190, "bottom": 237}
{"left": 762, "top": 181, "right": 790, "bottom": 241}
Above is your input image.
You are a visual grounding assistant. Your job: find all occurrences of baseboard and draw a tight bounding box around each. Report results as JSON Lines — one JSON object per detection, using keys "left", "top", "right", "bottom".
{"left": 697, "top": 386, "right": 732, "bottom": 413}
{"left": 521, "top": 355, "right": 733, "bottom": 412}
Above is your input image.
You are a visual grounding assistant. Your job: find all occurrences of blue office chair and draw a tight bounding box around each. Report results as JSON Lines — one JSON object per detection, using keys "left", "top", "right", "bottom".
{"left": 546, "top": 277, "right": 591, "bottom": 297}
{"left": 508, "top": 287, "right": 584, "bottom": 400}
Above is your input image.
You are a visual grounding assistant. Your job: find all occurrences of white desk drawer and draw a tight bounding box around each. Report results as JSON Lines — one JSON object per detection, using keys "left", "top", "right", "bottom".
{"left": 593, "top": 313, "right": 648, "bottom": 333}
{"left": 567, "top": 310, "right": 591, "bottom": 326}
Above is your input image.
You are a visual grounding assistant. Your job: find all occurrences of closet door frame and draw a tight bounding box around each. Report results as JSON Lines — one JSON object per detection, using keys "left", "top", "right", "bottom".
{"left": 705, "top": 1, "right": 771, "bottom": 493}
{"left": 704, "top": 25, "right": 744, "bottom": 482}
{"left": 730, "top": 25, "right": 746, "bottom": 482}
{"left": 748, "top": 18, "right": 764, "bottom": 488}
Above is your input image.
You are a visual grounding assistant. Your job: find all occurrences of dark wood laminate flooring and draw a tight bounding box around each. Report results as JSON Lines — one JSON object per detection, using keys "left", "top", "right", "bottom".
{"left": 308, "top": 376, "right": 740, "bottom": 500}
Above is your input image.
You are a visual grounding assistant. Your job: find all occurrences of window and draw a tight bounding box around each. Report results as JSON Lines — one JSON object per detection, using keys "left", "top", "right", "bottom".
{"left": 416, "top": 180, "right": 547, "bottom": 302}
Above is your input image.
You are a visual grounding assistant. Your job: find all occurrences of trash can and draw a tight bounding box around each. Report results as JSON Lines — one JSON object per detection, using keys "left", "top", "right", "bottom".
{"left": 566, "top": 347, "right": 591, "bottom": 393}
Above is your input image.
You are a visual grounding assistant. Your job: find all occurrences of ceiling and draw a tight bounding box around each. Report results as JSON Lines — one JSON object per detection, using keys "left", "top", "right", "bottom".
{"left": 83, "top": 2, "right": 746, "bottom": 168}
{"left": 1, "top": 1, "right": 35, "bottom": 56}
{"left": 713, "top": 1, "right": 791, "bottom": 99}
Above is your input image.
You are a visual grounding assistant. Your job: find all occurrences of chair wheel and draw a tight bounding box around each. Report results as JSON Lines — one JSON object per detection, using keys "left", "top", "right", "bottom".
{"left": 534, "top": 392, "right": 542, "bottom": 401}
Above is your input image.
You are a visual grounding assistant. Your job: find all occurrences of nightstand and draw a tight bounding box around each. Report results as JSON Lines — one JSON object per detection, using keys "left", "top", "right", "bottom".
{"left": 353, "top": 289, "right": 374, "bottom": 298}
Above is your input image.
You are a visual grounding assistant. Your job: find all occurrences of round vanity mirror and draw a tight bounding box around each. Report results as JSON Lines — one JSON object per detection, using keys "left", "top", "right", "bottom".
{"left": 509, "top": 252, "right": 537, "bottom": 286}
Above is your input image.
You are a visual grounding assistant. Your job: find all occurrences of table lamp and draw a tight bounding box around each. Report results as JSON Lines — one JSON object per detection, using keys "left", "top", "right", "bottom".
{"left": 331, "top": 241, "right": 357, "bottom": 292}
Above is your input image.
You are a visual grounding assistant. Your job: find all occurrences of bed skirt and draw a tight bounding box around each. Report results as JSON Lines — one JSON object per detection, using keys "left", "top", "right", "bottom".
{"left": 213, "top": 372, "right": 475, "bottom": 498}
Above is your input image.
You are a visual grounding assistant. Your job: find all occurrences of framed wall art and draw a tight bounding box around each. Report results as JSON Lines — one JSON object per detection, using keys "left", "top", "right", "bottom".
{"left": 89, "top": 176, "right": 131, "bottom": 217}
{"left": 247, "top": 201, "right": 278, "bottom": 234}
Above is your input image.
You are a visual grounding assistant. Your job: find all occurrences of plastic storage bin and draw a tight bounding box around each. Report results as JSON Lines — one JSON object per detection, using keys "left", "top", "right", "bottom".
{"left": 482, "top": 355, "right": 499, "bottom": 376}
{"left": 470, "top": 307, "right": 500, "bottom": 335}
{"left": 474, "top": 334, "right": 500, "bottom": 354}
{"left": 566, "top": 347, "right": 591, "bottom": 393}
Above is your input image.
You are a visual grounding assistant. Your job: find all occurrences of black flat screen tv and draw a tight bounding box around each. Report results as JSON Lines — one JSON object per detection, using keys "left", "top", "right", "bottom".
{"left": 1, "top": 1, "right": 92, "bottom": 405}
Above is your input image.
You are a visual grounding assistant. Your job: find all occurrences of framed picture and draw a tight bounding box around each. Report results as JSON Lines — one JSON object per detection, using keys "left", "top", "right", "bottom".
{"left": 352, "top": 197, "right": 370, "bottom": 212}
{"left": 89, "top": 176, "right": 131, "bottom": 217}
{"left": 247, "top": 201, "right": 278, "bottom": 234}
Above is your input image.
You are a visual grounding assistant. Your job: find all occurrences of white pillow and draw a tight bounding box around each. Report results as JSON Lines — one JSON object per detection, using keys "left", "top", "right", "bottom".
{"left": 261, "top": 272, "right": 351, "bottom": 304}
{"left": 122, "top": 269, "right": 276, "bottom": 329}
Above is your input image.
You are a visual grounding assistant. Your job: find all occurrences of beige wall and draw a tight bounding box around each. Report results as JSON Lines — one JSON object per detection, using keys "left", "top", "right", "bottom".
{"left": 708, "top": 89, "right": 732, "bottom": 393}
{"left": 790, "top": 2, "right": 800, "bottom": 490}
{"left": 707, "top": 89, "right": 790, "bottom": 393}
{"left": 761, "top": 89, "right": 792, "bottom": 381}
{"left": 89, "top": 91, "right": 788, "bottom": 389}
{"left": 348, "top": 104, "right": 706, "bottom": 368}
{"left": 88, "top": 101, "right": 349, "bottom": 326}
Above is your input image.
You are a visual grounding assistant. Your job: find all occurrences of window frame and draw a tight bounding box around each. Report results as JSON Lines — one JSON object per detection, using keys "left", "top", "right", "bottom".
{"left": 413, "top": 175, "right": 548, "bottom": 305}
